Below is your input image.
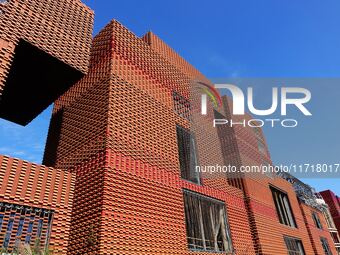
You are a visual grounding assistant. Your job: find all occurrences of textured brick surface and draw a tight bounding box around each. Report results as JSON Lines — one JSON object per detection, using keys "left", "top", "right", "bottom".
{"left": 299, "top": 203, "right": 338, "bottom": 255}
{"left": 43, "top": 20, "right": 256, "bottom": 255}
{"left": 0, "top": 0, "right": 93, "bottom": 124}
{"left": 0, "top": 155, "right": 75, "bottom": 254}
{"left": 0, "top": 11, "right": 336, "bottom": 254}
{"left": 42, "top": 19, "right": 339, "bottom": 254}
{"left": 0, "top": 0, "right": 93, "bottom": 75}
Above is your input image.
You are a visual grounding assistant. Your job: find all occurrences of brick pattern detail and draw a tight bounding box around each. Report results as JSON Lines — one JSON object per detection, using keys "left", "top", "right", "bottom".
{"left": 0, "top": 0, "right": 335, "bottom": 254}
{"left": 43, "top": 20, "right": 256, "bottom": 254}
{"left": 0, "top": 202, "right": 53, "bottom": 251}
{"left": 3, "top": 15, "right": 334, "bottom": 255}
{"left": 0, "top": 0, "right": 94, "bottom": 98}
{"left": 299, "top": 203, "right": 338, "bottom": 255}
{"left": 0, "top": 155, "right": 75, "bottom": 254}
{"left": 66, "top": 149, "right": 255, "bottom": 255}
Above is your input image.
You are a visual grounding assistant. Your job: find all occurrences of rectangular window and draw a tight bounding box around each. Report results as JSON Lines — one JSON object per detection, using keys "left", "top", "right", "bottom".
{"left": 25, "top": 235, "right": 31, "bottom": 244}
{"left": 271, "top": 187, "right": 297, "bottom": 228}
{"left": 312, "top": 211, "right": 323, "bottom": 229}
{"left": 37, "top": 219, "right": 43, "bottom": 237}
{"left": 183, "top": 190, "right": 233, "bottom": 253}
{"left": 0, "top": 214, "right": 3, "bottom": 230}
{"left": 3, "top": 218, "right": 14, "bottom": 248}
{"left": 0, "top": 202, "right": 54, "bottom": 250}
{"left": 27, "top": 220, "right": 34, "bottom": 233}
{"left": 284, "top": 236, "right": 305, "bottom": 255}
{"left": 176, "top": 125, "right": 200, "bottom": 184}
{"left": 16, "top": 217, "right": 25, "bottom": 236}
{"left": 330, "top": 232, "right": 340, "bottom": 244}
{"left": 320, "top": 237, "right": 333, "bottom": 255}
{"left": 323, "top": 210, "right": 335, "bottom": 229}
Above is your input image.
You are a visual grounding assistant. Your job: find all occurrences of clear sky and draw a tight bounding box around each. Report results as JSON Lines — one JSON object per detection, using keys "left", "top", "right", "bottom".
{"left": 0, "top": 0, "right": 339, "bottom": 193}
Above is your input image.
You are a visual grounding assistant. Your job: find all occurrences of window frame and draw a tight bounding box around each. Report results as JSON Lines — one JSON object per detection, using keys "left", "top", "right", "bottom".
{"left": 284, "top": 236, "right": 306, "bottom": 255}
{"left": 270, "top": 186, "right": 297, "bottom": 228}
{"left": 176, "top": 125, "right": 201, "bottom": 184}
{"left": 320, "top": 237, "right": 333, "bottom": 255}
{"left": 312, "top": 211, "right": 323, "bottom": 230}
{"left": 183, "top": 189, "right": 233, "bottom": 253}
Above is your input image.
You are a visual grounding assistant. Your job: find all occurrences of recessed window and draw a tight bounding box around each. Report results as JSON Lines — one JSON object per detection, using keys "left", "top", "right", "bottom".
{"left": 284, "top": 236, "right": 305, "bottom": 255}
{"left": 3, "top": 218, "right": 14, "bottom": 248}
{"left": 176, "top": 125, "right": 200, "bottom": 184}
{"left": 0, "top": 202, "right": 53, "bottom": 251}
{"left": 320, "top": 237, "right": 333, "bottom": 255}
{"left": 323, "top": 209, "right": 335, "bottom": 229}
{"left": 312, "top": 211, "right": 323, "bottom": 229}
{"left": 330, "top": 232, "right": 340, "bottom": 244}
{"left": 271, "top": 187, "right": 297, "bottom": 228}
{"left": 183, "top": 190, "right": 233, "bottom": 253}
{"left": 0, "top": 214, "right": 3, "bottom": 230}
{"left": 16, "top": 217, "right": 25, "bottom": 236}
{"left": 37, "top": 219, "right": 44, "bottom": 237}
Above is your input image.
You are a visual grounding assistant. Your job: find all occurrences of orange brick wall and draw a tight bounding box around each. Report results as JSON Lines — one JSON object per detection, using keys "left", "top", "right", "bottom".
{"left": 41, "top": 18, "right": 337, "bottom": 255}
{"left": 0, "top": 0, "right": 93, "bottom": 96}
{"left": 300, "top": 203, "right": 338, "bottom": 255}
{"left": 220, "top": 95, "right": 329, "bottom": 254}
{"left": 0, "top": 155, "right": 75, "bottom": 254}
{"left": 42, "top": 19, "right": 256, "bottom": 254}
{"left": 0, "top": 1, "right": 335, "bottom": 254}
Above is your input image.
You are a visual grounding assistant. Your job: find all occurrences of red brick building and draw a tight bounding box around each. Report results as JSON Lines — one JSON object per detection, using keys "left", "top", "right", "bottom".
{"left": 0, "top": 155, "right": 75, "bottom": 254}
{"left": 0, "top": 2, "right": 338, "bottom": 255}
{"left": 320, "top": 190, "right": 340, "bottom": 234}
{"left": 42, "top": 19, "right": 336, "bottom": 254}
{"left": 0, "top": 0, "right": 93, "bottom": 253}
{"left": 320, "top": 190, "right": 340, "bottom": 251}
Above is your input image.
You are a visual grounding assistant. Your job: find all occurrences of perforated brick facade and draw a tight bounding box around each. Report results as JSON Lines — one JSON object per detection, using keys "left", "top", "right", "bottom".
{"left": 0, "top": 0, "right": 94, "bottom": 125}
{"left": 0, "top": 155, "right": 75, "bottom": 254}
{"left": 41, "top": 20, "right": 255, "bottom": 255}
{"left": 41, "top": 19, "right": 338, "bottom": 254}
{"left": 0, "top": 6, "right": 337, "bottom": 254}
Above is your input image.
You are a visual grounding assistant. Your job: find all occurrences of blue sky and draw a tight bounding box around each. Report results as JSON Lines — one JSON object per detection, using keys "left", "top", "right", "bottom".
{"left": 0, "top": 0, "right": 339, "bottom": 193}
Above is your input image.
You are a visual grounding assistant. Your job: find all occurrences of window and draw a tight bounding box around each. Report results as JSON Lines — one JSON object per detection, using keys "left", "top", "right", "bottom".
{"left": 271, "top": 187, "right": 297, "bottom": 228}
{"left": 27, "top": 219, "right": 34, "bottom": 233}
{"left": 183, "top": 190, "right": 233, "bottom": 253}
{"left": 3, "top": 218, "right": 14, "bottom": 248}
{"left": 252, "top": 127, "right": 266, "bottom": 153}
{"left": 37, "top": 219, "right": 43, "bottom": 237}
{"left": 330, "top": 232, "right": 340, "bottom": 244}
{"left": 312, "top": 211, "right": 323, "bottom": 229}
{"left": 323, "top": 209, "right": 335, "bottom": 229}
{"left": 284, "top": 236, "right": 305, "bottom": 255}
{"left": 320, "top": 237, "right": 333, "bottom": 255}
{"left": 0, "top": 214, "right": 3, "bottom": 230}
{"left": 176, "top": 125, "right": 200, "bottom": 184}
{"left": 16, "top": 217, "right": 25, "bottom": 236}
{"left": 25, "top": 235, "right": 31, "bottom": 244}
{"left": 0, "top": 202, "right": 54, "bottom": 250}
